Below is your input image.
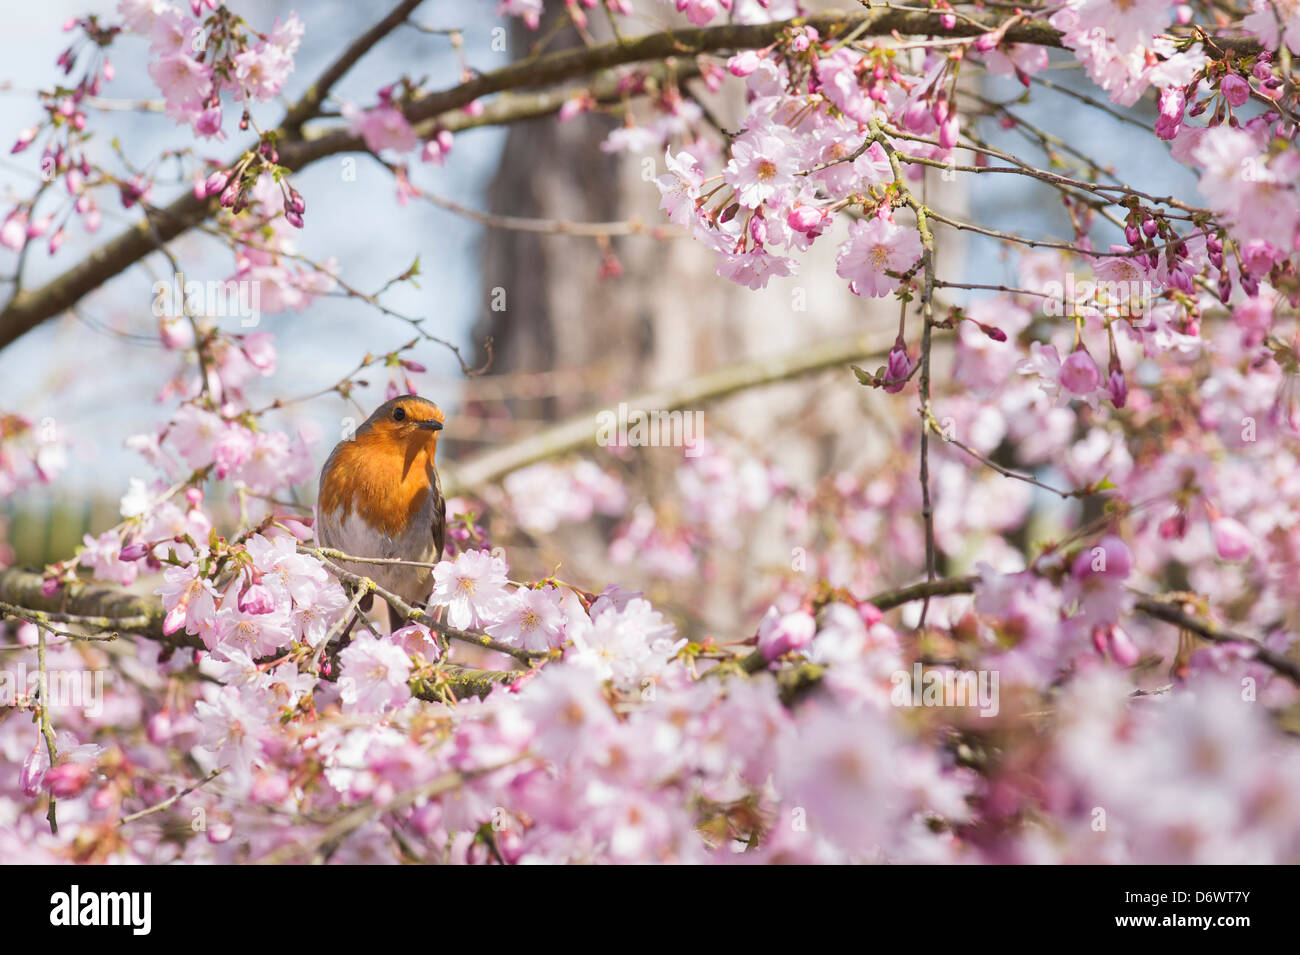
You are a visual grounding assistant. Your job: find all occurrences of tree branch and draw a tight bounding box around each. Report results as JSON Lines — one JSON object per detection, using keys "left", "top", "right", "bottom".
{"left": 279, "top": 0, "right": 428, "bottom": 137}
{"left": 443, "top": 329, "right": 903, "bottom": 493}
{"left": 2, "top": 6, "right": 1251, "bottom": 350}
{"left": 730, "top": 575, "right": 1300, "bottom": 686}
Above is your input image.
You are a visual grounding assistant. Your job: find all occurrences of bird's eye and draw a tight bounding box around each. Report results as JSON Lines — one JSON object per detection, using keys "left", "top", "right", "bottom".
{"left": 393, "top": 406, "right": 406, "bottom": 422}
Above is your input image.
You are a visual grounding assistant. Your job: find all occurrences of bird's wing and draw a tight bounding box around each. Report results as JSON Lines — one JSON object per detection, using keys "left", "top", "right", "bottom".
{"left": 431, "top": 466, "right": 446, "bottom": 562}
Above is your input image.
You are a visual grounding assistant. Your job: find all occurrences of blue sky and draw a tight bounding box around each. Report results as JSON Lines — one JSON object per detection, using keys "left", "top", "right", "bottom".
{"left": 0, "top": 0, "right": 508, "bottom": 508}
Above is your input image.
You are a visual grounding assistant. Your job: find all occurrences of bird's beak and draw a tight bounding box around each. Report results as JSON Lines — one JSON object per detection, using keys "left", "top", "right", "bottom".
{"left": 418, "top": 419, "right": 444, "bottom": 432}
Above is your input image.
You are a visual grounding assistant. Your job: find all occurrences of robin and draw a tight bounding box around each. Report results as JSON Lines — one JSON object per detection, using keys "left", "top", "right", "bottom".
{"left": 316, "top": 395, "right": 447, "bottom": 615}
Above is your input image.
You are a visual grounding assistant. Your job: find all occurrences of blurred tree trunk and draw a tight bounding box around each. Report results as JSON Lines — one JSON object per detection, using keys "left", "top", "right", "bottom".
{"left": 471, "top": 13, "right": 967, "bottom": 633}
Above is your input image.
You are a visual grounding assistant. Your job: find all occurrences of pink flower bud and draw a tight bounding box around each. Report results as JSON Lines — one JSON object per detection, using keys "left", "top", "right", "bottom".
{"left": 163, "top": 600, "right": 189, "bottom": 636}
{"left": 20, "top": 744, "right": 48, "bottom": 798}
{"left": 787, "top": 205, "right": 825, "bottom": 235}
{"left": 46, "top": 762, "right": 93, "bottom": 798}
{"left": 195, "top": 106, "right": 224, "bottom": 138}
{"left": 147, "top": 710, "right": 174, "bottom": 745}
{"left": 1, "top": 211, "right": 28, "bottom": 250}
{"left": 1059, "top": 349, "right": 1100, "bottom": 395}
{"left": 1107, "top": 368, "right": 1127, "bottom": 408}
{"left": 11, "top": 125, "right": 38, "bottom": 153}
{"left": 1071, "top": 534, "right": 1133, "bottom": 580}
{"left": 758, "top": 609, "right": 816, "bottom": 660}
{"left": 1158, "top": 510, "right": 1187, "bottom": 540}
{"left": 902, "top": 100, "right": 931, "bottom": 133}
{"left": 203, "top": 170, "right": 229, "bottom": 198}
{"left": 239, "top": 583, "right": 276, "bottom": 615}
{"left": 119, "top": 542, "right": 149, "bottom": 562}
{"left": 728, "top": 50, "right": 761, "bottom": 77}
{"left": 1155, "top": 87, "right": 1185, "bottom": 140}
{"left": 1095, "top": 624, "right": 1139, "bottom": 666}
{"left": 938, "top": 116, "right": 959, "bottom": 150}
{"left": 857, "top": 601, "right": 883, "bottom": 627}
{"left": 1220, "top": 74, "right": 1250, "bottom": 108}
{"left": 558, "top": 98, "right": 586, "bottom": 122}
{"left": 1211, "top": 515, "right": 1252, "bottom": 561}
{"left": 883, "top": 340, "right": 914, "bottom": 393}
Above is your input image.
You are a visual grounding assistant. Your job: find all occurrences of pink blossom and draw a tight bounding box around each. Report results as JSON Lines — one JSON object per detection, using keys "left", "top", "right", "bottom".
{"left": 724, "top": 130, "right": 797, "bottom": 209}
{"left": 430, "top": 549, "right": 511, "bottom": 629}
{"left": 1243, "top": 0, "right": 1300, "bottom": 53}
{"left": 233, "top": 44, "right": 294, "bottom": 102}
{"left": 1220, "top": 74, "right": 1251, "bottom": 108}
{"left": 421, "top": 129, "right": 454, "bottom": 165}
{"left": 156, "top": 562, "right": 219, "bottom": 638}
{"left": 517, "top": 663, "right": 616, "bottom": 763}
{"left": 343, "top": 103, "right": 418, "bottom": 154}
{"left": 1060, "top": 0, "right": 1172, "bottom": 53}
{"left": 209, "top": 605, "right": 294, "bottom": 658}
{"left": 194, "top": 104, "right": 224, "bottom": 139}
{"left": 757, "top": 607, "right": 816, "bottom": 660}
{"left": 246, "top": 534, "right": 331, "bottom": 606}
{"left": 79, "top": 531, "right": 138, "bottom": 586}
{"left": 147, "top": 53, "right": 211, "bottom": 113}
{"left": 654, "top": 147, "right": 703, "bottom": 226}
{"left": 148, "top": 9, "right": 197, "bottom": 56}
{"left": 715, "top": 247, "right": 797, "bottom": 290}
{"left": 676, "top": 0, "right": 731, "bottom": 26}
{"left": 338, "top": 633, "right": 412, "bottom": 713}
{"left": 835, "top": 216, "right": 923, "bottom": 298}
{"left": 486, "top": 586, "right": 567, "bottom": 651}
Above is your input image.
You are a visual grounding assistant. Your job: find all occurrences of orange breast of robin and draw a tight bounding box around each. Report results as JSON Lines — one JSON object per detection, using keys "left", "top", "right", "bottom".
{"left": 320, "top": 430, "right": 435, "bottom": 537}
